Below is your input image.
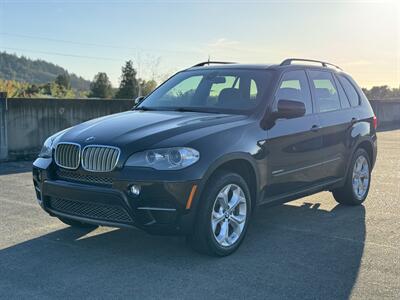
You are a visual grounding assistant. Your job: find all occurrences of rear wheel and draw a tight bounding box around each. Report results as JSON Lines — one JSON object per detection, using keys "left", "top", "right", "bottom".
{"left": 58, "top": 217, "right": 99, "bottom": 229}
{"left": 332, "top": 148, "right": 371, "bottom": 205}
{"left": 188, "top": 171, "right": 251, "bottom": 256}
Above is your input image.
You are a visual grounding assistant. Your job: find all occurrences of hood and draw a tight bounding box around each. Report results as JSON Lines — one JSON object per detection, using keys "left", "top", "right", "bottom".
{"left": 59, "top": 110, "right": 248, "bottom": 152}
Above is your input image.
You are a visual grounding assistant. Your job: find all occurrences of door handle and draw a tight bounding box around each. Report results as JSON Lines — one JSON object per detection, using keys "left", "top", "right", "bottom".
{"left": 310, "top": 124, "right": 321, "bottom": 132}
{"left": 351, "top": 117, "right": 358, "bottom": 124}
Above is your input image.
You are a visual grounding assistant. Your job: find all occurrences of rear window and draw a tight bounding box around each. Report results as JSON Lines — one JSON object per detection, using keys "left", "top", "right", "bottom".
{"left": 334, "top": 76, "right": 351, "bottom": 109}
{"left": 308, "top": 70, "right": 341, "bottom": 113}
{"left": 337, "top": 75, "right": 360, "bottom": 107}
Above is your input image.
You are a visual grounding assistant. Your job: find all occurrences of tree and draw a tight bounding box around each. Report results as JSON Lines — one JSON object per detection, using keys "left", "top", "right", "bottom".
{"left": 0, "top": 52, "right": 91, "bottom": 91}
{"left": 361, "top": 85, "right": 400, "bottom": 100}
{"left": 49, "top": 82, "right": 75, "bottom": 98}
{"left": 55, "top": 73, "right": 71, "bottom": 89}
{"left": 140, "top": 79, "right": 157, "bottom": 96}
{"left": 89, "top": 72, "right": 113, "bottom": 98}
{"left": 115, "top": 60, "right": 139, "bottom": 99}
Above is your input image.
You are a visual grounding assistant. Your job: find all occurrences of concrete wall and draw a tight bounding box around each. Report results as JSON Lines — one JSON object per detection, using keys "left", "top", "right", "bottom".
{"left": 369, "top": 100, "right": 400, "bottom": 129}
{"left": 1, "top": 98, "right": 133, "bottom": 161}
{"left": 0, "top": 97, "right": 399, "bottom": 161}
{"left": 0, "top": 96, "right": 8, "bottom": 160}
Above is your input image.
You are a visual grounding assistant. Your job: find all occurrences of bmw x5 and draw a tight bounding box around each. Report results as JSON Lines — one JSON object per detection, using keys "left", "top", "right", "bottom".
{"left": 33, "top": 59, "right": 377, "bottom": 256}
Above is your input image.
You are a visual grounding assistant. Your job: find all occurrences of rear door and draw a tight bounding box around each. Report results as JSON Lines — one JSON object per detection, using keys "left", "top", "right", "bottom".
{"left": 266, "top": 70, "right": 323, "bottom": 198}
{"left": 307, "top": 70, "right": 357, "bottom": 181}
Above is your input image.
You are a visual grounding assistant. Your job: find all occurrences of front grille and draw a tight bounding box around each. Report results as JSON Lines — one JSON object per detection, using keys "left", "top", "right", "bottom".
{"left": 82, "top": 145, "right": 120, "bottom": 172}
{"left": 55, "top": 143, "right": 80, "bottom": 170}
{"left": 56, "top": 169, "right": 113, "bottom": 185}
{"left": 49, "top": 197, "right": 133, "bottom": 223}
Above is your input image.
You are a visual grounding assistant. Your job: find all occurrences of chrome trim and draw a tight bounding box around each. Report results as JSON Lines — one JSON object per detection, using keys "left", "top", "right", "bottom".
{"left": 272, "top": 169, "right": 284, "bottom": 175}
{"left": 54, "top": 142, "right": 81, "bottom": 170}
{"left": 136, "top": 207, "right": 177, "bottom": 212}
{"left": 272, "top": 157, "right": 341, "bottom": 177}
{"left": 81, "top": 144, "right": 121, "bottom": 172}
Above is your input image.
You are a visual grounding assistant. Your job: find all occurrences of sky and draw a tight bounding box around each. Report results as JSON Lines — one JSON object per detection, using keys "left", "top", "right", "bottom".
{"left": 0, "top": 0, "right": 399, "bottom": 88}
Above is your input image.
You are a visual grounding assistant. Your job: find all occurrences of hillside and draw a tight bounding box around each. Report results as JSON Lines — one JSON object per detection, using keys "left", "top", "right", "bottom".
{"left": 0, "top": 52, "right": 91, "bottom": 91}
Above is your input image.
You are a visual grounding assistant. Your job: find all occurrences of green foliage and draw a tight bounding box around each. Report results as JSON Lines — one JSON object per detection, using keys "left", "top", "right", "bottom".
{"left": 115, "top": 60, "right": 139, "bottom": 99}
{"left": 140, "top": 79, "right": 157, "bottom": 96}
{"left": 0, "top": 53, "right": 159, "bottom": 99}
{"left": 89, "top": 72, "right": 113, "bottom": 99}
{"left": 0, "top": 79, "right": 31, "bottom": 98}
{"left": 49, "top": 82, "right": 75, "bottom": 98}
{"left": 362, "top": 86, "right": 400, "bottom": 100}
{"left": 0, "top": 79, "right": 76, "bottom": 98}
{"left": 0, "top": 52, "right": 90, "bottom": 91}
{"left": 55, "top": 73, "right": 71, "bottom": 89}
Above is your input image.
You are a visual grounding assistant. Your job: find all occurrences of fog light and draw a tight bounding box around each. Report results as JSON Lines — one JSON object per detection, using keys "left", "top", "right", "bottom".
{"left": 130, "top": 184, "right": 141, "bottom": 196}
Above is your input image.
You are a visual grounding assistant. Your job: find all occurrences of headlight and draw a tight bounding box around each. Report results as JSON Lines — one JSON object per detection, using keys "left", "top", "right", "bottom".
{"left": 38, "top": 128, "right": 70, "bottom": 158}
{"left": 38, "top": 136, "right": 54, "bottom": 158}
{"left": 125, "top": 147, "right": 200, "bottom": 170}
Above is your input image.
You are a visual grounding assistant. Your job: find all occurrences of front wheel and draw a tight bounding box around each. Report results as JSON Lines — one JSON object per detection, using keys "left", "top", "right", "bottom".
{"left": 188, "top": 171, "right": 251, "bottom": 256}
{"left": 332, "top": 148, "right": 371, "bottom": 206}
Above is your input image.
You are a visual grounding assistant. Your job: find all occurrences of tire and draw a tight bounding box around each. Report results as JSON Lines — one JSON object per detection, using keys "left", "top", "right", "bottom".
{"left": 188, "top": 171, "right": 252, "bottom": 256}
{"left": 57, "top": 217, "right": 99, "bottom": 229}
{"left": 332, "top": 148, "right": 371, "bottom": 206}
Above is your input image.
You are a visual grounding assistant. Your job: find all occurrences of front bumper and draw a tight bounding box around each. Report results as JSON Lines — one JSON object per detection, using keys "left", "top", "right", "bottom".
{"left": 32, "top": 158, "right": 201, "bottom": 235}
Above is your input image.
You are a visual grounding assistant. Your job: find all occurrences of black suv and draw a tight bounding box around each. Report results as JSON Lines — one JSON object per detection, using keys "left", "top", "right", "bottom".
{"left": 33, "top": 58, "right": 377, "bottom": 256}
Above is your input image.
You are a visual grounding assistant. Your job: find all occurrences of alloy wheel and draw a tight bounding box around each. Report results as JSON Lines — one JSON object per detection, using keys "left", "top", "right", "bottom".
{"left": 352, "top": 155, "right": 370, "bottom": 200}
{"left": 211, "top": 184, "right": 247, "bottom": 247}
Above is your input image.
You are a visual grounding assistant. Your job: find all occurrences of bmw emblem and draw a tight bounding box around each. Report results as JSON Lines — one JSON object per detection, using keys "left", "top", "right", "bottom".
{"left": 85, "top": 136, "right": 96, "bottom": 142}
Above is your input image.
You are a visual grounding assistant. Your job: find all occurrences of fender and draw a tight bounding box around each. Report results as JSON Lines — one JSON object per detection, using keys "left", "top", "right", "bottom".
{"left": 189, "top": 152, "right": 261, "bottom": 213}
{"left": 344, "top": 120, "right": 376, "bottom": 177}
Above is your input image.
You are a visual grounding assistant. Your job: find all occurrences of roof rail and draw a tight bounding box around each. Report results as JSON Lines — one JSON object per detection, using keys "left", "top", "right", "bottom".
{"left": 280, "top": 58, "right": 342, "bottom": 70}
{"left": 191, "top": 61, "right": 236, "bottom": 68}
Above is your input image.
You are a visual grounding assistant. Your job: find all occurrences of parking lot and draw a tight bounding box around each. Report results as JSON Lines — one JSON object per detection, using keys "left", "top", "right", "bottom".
{"left": 0, "top": 129, "right": 399, "bottom": 299}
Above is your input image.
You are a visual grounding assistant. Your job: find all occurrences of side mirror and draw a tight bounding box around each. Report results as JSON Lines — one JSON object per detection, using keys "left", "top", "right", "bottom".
{"left": 134, "top": 96, "right": 145, "bottom": 105}
{"left": 133, "top": 96, "right": 145, "bottom": 108}
{"left": 274, "top": 99, "right": 306, "bottom": 119}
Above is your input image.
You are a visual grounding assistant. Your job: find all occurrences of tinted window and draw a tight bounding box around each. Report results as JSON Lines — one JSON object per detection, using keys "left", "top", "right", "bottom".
{"left": 250, "top": 79, "right": 258, "bottom": 100}
{"left": 140, "top": 69, "right": 273, "bottom": 113}
{"left": 338, "top": 75, "right": 360, "bottom": 107}
{"left": 207, "top": 76, "right": 238, "bottom": 105}
{"left": 275, "top": 70, "right": 312, "bottom": 114}
{"left": 334, "top": 75, "right": 350, "bottom": 109}
{"left": 309, "top": 71, "right": 341, "bottom": 113}
{"left": 164, "top": 76, "right": 202, "bottom": 106}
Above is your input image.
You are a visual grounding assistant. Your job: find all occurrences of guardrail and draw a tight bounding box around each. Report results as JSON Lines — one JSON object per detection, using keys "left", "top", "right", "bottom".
{"left": 0, "top": 97, "right": 399, "bottom": 161}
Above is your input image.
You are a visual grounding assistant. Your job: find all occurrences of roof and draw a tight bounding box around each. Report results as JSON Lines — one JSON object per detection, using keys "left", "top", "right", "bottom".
{"left": 189, "top": 63, "right": 273, "bottom": 71}
{"left": 187, "top": 58, "right": 343, "bottom": 73}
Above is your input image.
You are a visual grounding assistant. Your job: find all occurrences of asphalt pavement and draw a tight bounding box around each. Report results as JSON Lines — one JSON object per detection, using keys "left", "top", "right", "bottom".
{"left": 0, "top": 130, "right": 399, "bottom": 299}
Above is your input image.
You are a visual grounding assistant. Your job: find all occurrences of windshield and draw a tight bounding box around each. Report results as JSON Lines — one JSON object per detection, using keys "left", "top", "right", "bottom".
{"left": 138, "top": 69, "right": 273, "bottom": 114}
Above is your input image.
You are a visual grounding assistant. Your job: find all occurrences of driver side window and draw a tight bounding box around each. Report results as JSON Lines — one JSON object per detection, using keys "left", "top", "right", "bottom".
{"left": 275, "top": 70, "right": 312, "bottom": 115}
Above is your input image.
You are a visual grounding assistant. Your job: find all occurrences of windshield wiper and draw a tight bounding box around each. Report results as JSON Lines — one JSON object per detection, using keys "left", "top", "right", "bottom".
{"left": 134, "top": 106, "right": 223, "bottom": 114}
{"left": 133, "top": 106, "right": 155, "bottom": 111}
{"left": 171, "top": 107, "right": 222, "bottom": 114}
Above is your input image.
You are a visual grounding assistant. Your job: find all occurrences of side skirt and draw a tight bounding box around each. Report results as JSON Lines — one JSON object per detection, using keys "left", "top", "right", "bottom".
{"left": 258, "top": 178, "right": 344, "bottom": 208}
